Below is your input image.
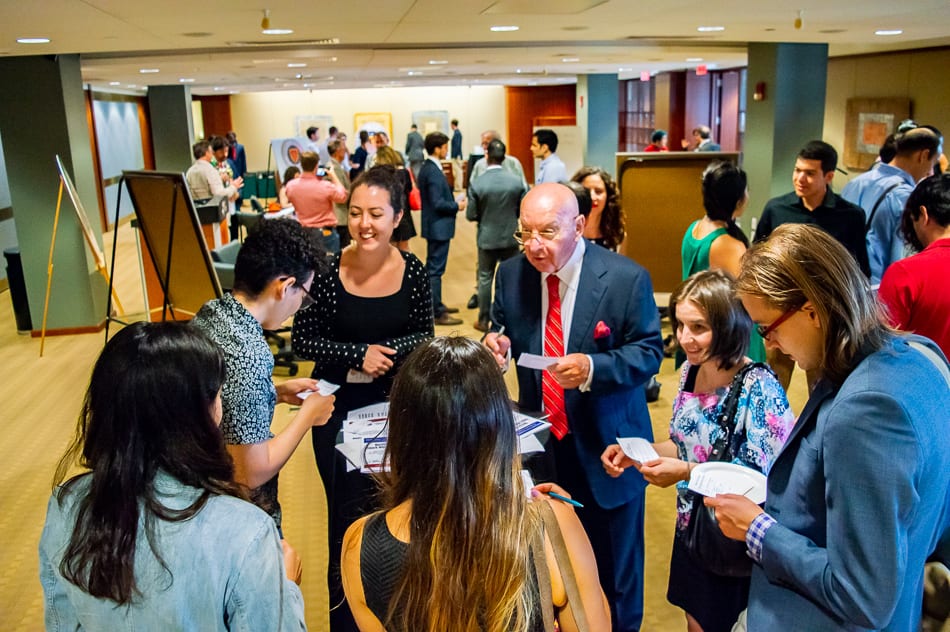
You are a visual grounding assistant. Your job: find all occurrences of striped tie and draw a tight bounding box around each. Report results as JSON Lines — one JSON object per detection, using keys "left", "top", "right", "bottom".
{"left": 543, "top": 274, "right": 569, "bottom": 439}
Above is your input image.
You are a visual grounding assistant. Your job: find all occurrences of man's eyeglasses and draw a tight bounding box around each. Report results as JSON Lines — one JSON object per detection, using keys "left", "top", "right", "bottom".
{"left": 513, "top": 227, "right": 560, "bottom": 244}
{"left": 296, "top": 283, "right": 317, "bottom": 310}
{"left": 756, "top": 305, "right": 800, "bottom": 339}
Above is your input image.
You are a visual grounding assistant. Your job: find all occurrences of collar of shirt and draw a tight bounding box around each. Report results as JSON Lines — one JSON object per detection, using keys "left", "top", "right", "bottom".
{"left": 541, "top": 238, "right": 586, "bottom": 352}
{"left": 427, "top": 155, "right": 442, "bottom": 167}
{"left": 485, "top": 164, "right": 503, "bottom": 171}
{"left": 876, "top": 162, "right": 917, "bottom": 187}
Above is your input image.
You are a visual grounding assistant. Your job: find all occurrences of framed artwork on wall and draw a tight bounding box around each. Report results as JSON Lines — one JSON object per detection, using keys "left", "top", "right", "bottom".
{"left": 294, "top": 115, "right": 334, "bottom": 139}
{"left": 353, "top": 112, "right": 392, "bottom": 140}
{"left": 411, "top": 111, "right": 449, "bottom": 136}
{"left": 843, "top": 97, "right": 910, "bottom": 170}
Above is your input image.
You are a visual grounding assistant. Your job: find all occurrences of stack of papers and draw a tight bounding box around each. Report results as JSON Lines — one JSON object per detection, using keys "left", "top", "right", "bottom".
{"left": 335, "top": 406, "right": 554, "bottom": 473}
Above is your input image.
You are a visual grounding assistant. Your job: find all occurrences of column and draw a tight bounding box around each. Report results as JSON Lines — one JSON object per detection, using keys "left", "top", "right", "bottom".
{"left": 577, "top": 74, "right": 619, "bottom": 173}
{"left": 147, "top": 85, "right": 195, "bottom": 172}
{"left": 0, "top": 54, "right": 107, "bottom": 332}
{"left": 744, "top": 43, "right": 829, "bottom": 222}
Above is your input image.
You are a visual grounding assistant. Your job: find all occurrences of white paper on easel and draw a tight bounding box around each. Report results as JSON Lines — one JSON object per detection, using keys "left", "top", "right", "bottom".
{"left": 617, "top": 437, "right": 660, "bottom": 463}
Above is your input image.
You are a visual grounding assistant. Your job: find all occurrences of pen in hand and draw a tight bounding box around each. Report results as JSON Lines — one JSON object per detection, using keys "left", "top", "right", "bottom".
{"left": 547, "top": 491, "right": 584, "bottom": 508}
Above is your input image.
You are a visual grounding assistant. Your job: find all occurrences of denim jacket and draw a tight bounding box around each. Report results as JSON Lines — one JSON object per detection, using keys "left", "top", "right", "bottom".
{"left": 39, "top": 471, "right": 306, "bottom": 631}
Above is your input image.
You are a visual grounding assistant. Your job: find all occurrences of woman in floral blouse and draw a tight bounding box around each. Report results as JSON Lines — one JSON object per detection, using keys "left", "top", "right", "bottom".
{"left": 602, "top": 269, "right": 794, "bottom": 632}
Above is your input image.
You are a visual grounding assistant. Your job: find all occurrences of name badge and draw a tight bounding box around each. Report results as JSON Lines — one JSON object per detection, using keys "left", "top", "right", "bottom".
{"left": 346, "top": 369, "right": 374, "bottom": 384}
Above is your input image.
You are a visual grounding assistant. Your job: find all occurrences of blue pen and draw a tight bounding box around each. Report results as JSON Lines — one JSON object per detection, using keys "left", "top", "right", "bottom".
{"left": 547, "top": 491, "right": 584, "bottom": 508}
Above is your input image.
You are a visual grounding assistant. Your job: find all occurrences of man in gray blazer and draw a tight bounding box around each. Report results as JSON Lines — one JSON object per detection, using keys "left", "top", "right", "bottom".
{"left": 327, "top": 139, "right": 352, "bottom": 248}
{"left": 466, "top": 139, "right": 527, "bottom": 331}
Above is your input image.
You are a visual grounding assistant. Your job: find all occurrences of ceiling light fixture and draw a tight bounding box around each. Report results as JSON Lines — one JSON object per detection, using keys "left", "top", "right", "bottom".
{"left": 875, "top": 29, "right": 903, "bottom": 36}
{"left": 139, "top": 68, "right": 160, "bottom": 74}
{"left": 686, "top": 57, "right": 703, "bottom": 62}
{"left": 490, "top": 25, "right": 519, "bottom": 32}
{"left": 179, "top": 78, "right": 195, "bottom": 83}
{"left": 16, "top": 37, "right": 50, "bottom": 44}
{"left": 109, "top": 81, "right": 121, "bottom": 86}
{"left": 287, "top": 62, "right": 306, "bottom": 68}
{"left": 561, "top": 57, "right": 580, "bottom": 63}
{"left": 697, "top": 26, "right": 725, "bottom": 32}
{"left": 429, "top": 60, "right": 448, "bottom": 65}
{"left": 794, "top": 9, "right": 804, "bottom": 30}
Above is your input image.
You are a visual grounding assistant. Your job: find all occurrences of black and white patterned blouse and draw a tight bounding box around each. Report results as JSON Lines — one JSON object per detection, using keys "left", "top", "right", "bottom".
{"left": 291, "top": 250, "right": 434, "bottom": 385}
{"left": 192, "top": 293, "right": 282, "bottom": 527}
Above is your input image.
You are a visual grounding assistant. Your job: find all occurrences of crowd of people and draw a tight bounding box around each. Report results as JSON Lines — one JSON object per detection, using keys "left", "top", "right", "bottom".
{"left": 40, "top": 120, "right": 950, "bottom": 632}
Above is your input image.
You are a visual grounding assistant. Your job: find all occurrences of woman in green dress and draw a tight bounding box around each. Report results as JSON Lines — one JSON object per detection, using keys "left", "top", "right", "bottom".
{"left": 680, "top": 161, "right": 765, "bottom": 363}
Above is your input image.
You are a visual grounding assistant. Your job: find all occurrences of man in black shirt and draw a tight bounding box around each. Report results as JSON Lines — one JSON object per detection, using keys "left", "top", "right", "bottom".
{"left": 754, "top": 141, "right": 870, "bottom": 390}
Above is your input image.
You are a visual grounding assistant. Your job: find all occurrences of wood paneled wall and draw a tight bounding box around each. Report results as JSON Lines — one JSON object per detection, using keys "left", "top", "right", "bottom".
{"left": 505, "top": 85, "right": 576, "bottom": 183}
{"left": 198, "top": 95, "right": 233, "bottom": 139}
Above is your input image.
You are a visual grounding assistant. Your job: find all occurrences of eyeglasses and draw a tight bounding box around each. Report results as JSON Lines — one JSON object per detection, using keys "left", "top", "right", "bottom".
{"left": 513, "top": 227, "right": 560, "bottom": 245}
{"left": 756, "top": 305, "right": 800, "bottom": 340}
{"left": 296, "top": 284, "right": 316, "bottom": 310}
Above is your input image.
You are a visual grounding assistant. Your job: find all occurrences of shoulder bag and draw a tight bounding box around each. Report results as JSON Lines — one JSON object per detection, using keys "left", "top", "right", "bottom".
{"left": 407, "top": 169, "right": 422, "bottom": 211}
{"left": 530, "top": 500, "right": 592, "bottom": 632}
{"left": 679, "top": 362, "right": 769, "bottom": 577}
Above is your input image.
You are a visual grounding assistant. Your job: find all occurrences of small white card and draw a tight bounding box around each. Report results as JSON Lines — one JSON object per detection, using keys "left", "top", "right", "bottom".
{"left": 296, "top": 379, "right": 340, "bottom": 399}
{"left": 617, "top": 437, "right": 660, "bottom": 463}
{"left": 346, "top": 369, "right": 374, "bottom": 384}
{"left": 517, "top": 353, "right": 558, "bottom": 371}
{"left": 687, "top": 470, "right": 737, "bottom": 498}
{"left": 518, "top": 434, "right": 545, "bottom": 454}
{"left": 521, "top": 469, "right": 536, "bottom": 498}
{"left": 513, "top": 412, "right": 551, "bottom": 436}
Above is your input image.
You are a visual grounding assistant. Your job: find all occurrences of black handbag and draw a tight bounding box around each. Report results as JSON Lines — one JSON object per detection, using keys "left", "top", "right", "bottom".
{"left": 678, "top": 362, "right": 768, "bottom": 578}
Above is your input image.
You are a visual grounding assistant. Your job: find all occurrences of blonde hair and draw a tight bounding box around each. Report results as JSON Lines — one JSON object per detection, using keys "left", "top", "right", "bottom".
{"left": 381, "top": 336, "right": 537, "bottom": 631}
{"left": 374, "top": 145, "right": 405, "bottom": 167}
{"left": 736, "top": 224, "right": 891, "bottom": 384}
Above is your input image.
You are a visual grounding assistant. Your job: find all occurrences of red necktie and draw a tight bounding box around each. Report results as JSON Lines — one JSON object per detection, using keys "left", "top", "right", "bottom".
{"left": 543, "top": 274, "right": 569, "bottom": 439}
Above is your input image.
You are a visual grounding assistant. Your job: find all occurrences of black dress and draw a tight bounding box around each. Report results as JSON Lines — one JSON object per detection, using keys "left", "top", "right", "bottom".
{"left": 391, "top": 168, "right": 418, "bottom": 242}
{"left": 291, "top": 250, "right": 433, "bottom": 632}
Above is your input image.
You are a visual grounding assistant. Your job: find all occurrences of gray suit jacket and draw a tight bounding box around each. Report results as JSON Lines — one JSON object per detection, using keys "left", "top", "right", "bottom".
{"left": 466, "top": 166, "right": 527, "bottom": 250}
{"left": 329, "top": 158, "right": 351, "bottom": 226}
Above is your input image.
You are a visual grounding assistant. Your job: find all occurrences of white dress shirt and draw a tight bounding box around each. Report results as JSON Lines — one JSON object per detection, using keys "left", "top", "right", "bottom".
{"left": 541, "top": 238, "right": 594, "bottom": 391}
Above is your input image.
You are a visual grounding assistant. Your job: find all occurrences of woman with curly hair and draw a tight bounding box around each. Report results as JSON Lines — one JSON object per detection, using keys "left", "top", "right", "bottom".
{"left": 572, "top": 166, "right": 625, "bottom": 251}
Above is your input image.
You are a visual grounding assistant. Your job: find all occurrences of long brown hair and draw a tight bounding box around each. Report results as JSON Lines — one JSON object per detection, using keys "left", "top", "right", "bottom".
{"left": 572, "top": 166, "right": 625, "bottom": 249}
{"left": 380, "top": 336, "right": 537, "bottom": 632}
{"left": 735, "top": 224, "right": 892, "bottom": 385}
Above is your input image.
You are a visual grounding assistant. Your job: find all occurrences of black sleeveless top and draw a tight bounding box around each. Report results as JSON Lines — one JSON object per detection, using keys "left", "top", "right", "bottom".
{"left": 359, "top": 513, "right": 548, "bottom": 631}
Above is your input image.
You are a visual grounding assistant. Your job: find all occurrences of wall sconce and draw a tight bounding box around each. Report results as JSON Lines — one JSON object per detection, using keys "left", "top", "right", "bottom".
{"left": 753, "top": 82, "right": 767, "bottom": 101}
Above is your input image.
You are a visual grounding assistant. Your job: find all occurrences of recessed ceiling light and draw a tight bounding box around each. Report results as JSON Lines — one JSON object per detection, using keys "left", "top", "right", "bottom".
{"left": 262, "top": 28, "right": 294, "bottom": 35}
{"left": 16, "top": 37, "right": 50, "bottom": 44}
{"left": 287, "top": 62, "right": 307, "bottom": 68}
{"left": 139, "top": 68, "right": 160, "bottom": 74}
{"left": 875, "top": 29, "right": 903, "bottom": 36}
{"left": 516, "top": 69, "right": 522, "bottom": 73}
{"left": 229, "top": 90, "right": 239, "bottom": 94}
{"left": 428, "top": 60, "right": 448, "bottom": 65}
{"left": 686, "top": 57, "right": 703, "bottom": 62}
{"left": 109, "top": 81, "right": 121, "bottom": 86}
{"left": 179, "top": 78, "right": 195, "bottom": 83}
{"left": 697, "top": 26, "right": 725, "bottom": 32}
{"left": 490, "top": 25, "right": 519, "bottom": 32}
{"left": 408, "top": 71, "right": 422, "bottom": 76}
{"left": 126, "top": 84, "right": 137, "bottom": 88}
{"left": 213, "top": 86, "right": 224, "bottom": 91}
{"left": 561, "top": 57, "right": 580, "bottom": 63}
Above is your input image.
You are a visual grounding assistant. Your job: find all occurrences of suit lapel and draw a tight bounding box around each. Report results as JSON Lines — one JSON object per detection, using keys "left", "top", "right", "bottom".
{"left": 774, "top": 378, "right": 836, "bottom": 463}
{"left": 519, "top": 259, "right": 543, "bottom": 356}
{"left": 568, "top": 244, "right": 608, "bottom": 353}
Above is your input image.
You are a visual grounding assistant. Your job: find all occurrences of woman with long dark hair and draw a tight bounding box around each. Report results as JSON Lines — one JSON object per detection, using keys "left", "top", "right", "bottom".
{"left": 572, "top": 166, "right": 625, "bottom": 250}
{"left": 39, "top": 322, "right": 304, "bottom": 629}
{"left": 341, "top": 336, "right": 610, "bottom": 632}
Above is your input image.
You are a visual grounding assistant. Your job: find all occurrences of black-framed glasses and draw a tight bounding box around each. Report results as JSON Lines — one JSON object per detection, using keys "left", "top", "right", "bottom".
{"left": 296, "top": 284, "right": 317, "bottom": 310}
{"left": 756, "top": 305, "right": 799, "bottom": 340}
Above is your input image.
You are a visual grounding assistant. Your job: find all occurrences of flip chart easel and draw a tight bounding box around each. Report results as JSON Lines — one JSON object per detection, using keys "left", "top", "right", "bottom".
{"left": 40, "top": 155, "right": 123, "bottom": 357}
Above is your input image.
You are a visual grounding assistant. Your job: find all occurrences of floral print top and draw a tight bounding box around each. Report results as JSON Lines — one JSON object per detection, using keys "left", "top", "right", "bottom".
{"left": 671, "top": 362, "right": 795, "bottom": 532}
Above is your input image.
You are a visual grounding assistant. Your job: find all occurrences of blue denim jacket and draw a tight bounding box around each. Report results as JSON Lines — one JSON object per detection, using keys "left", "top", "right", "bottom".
{"left": 39, "top": 472, "right": 306, "bottom": 631}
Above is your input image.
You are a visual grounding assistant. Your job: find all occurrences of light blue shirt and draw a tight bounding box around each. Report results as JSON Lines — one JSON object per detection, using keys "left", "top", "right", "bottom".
{"left": 536, "top": 153, "right": 568, "bottom": 185}
{"left": 840, "top": 163, "right": 915, "bottom": 285}
{"left": 40, "top": 472, "right": 305, "bottom": 631}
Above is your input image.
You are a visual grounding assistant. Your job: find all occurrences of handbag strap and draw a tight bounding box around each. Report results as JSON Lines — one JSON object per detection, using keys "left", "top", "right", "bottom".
{"left": 908, "top": 340, "right": 950, "bottom": 388}
{"left": 407, "top": 167, "right": 419, "bottom": 189}
{"left": 529, "top": 520, "right": 557, "bottom": 632}
{"left": 708, "top": 362, "right": 768, "bottom": 462}
{"left": 865, "top": 182, "right": 902, "bottom": 231}
{"left": 537, "top": 500, "right": 591, "bottom": 632}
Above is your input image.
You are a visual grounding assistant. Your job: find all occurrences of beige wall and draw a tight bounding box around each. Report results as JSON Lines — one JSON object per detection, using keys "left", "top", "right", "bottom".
{"left": 229, "top": 85, "right": 506, "bottom": 173}
{"left": 824, "top": 47, "right": 950, "bottom": 191}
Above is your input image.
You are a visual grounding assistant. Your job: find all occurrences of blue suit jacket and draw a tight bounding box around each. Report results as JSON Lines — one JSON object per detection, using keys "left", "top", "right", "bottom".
{"left": 749, "top": 335, "right": 950, "bottom": 631}
{"left": 418, "top": 159, "right": 458, "bottom": 241}
{"left": 491, "top": 243, "right": 664, "bottom": 509}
